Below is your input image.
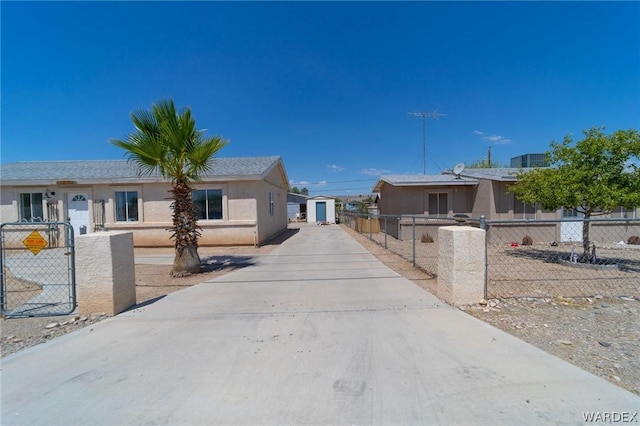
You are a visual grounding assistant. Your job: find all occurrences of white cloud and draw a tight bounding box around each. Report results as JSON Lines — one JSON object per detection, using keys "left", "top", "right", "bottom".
{"left": 474, "top": 130, "right": 512, "bottom": 145}
{"left": 360, "top": 168, "right": 391, "bottom": 176}
{"left": 327, "top": 164, "right": 344, "bottom": 172}
{"left": 316, "top": 180, "right": 327, "bottom": 187}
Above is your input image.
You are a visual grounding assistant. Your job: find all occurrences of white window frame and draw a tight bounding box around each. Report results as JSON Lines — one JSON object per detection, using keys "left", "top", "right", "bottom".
{"left": 427, "top": 192, "right": 448, "bottom": 217}
{"left": 18, "top": 192, "right": 44, "bottom": 222}
{"left": 269, "top": 191, "right": 274, "bottom": 217}
{"left": 514, "top": 197, "right": 537, "bottom": 220}
{"left": 610, "top": 206, "right": 637, "bottom": 219}
{"left": 193, "top": 188, "right": 223, "bottom": 221}
{"left": 114, "top": 190, "right": 139, "bottom": 222}
{"left": 562, "top": 207, "right": 579, "bottom": 218}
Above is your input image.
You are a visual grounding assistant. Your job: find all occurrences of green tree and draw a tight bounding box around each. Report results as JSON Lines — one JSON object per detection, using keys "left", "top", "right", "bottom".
{"left": 111, "top": 100, "right": 228, "bottom": 276}
{"left": 510, "top": 127, "right": 640, "bottom": 257}
{"left": 466, "top": 158, "right": 508, "bottom": 168}
{"left": 291, "top": 186, "right": 301, "bottom": 194}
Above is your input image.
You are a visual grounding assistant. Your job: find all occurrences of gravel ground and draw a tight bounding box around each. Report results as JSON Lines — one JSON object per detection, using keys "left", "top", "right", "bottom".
{"left": 2, "top": 225, "right": 639, "bottom": 396}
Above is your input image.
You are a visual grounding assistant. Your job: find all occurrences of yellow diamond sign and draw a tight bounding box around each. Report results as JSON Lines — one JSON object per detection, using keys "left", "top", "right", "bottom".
{"left": 23, "top": 230, "right": 48, "bottom": 255}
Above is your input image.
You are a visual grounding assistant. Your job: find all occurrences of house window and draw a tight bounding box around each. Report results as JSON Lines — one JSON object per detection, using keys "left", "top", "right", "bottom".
{"left": 269, "top": 192, "right": 274, "bottom": 217}
{"left": 611, "top": 206, "right": 637, "bottom": 219}
{"left": 428, "top": 193, "right": 448, "bottom": 216}
{"left": 193, "top": 189, "right": 222, "bottom": 220}
{"left": 115, "top": 191, "right": 139, "bottom": 222}
{"left": 562, "top": 207, "right": 578, "bottom": 218}
{"left": 514, "top": 198, "right": 536, "bottom": 219}
{"left": 19, "top": 192, "right": 44, "bottom": 221}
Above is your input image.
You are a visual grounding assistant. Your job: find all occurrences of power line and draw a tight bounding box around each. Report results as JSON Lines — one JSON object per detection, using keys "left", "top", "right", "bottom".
{"left": 407, "top": 109, "right": 447, "bottom": 174}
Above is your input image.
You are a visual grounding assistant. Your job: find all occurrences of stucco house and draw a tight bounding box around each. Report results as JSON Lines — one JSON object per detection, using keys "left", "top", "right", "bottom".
{"left": 372, "top": 168, "right": 639, "bottom": 242}
{"left": 0, "top": 156, "right": 290, "bottom": 247}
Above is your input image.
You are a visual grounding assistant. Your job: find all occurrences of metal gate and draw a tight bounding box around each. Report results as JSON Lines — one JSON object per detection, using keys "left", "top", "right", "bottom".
{"left": 0, "top": 222, "right": 76, "bottom": 317}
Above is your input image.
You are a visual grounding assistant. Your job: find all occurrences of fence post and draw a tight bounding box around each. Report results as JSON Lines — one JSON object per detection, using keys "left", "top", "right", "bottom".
{"left": 369, "top": 215, "right": 372, "bottom": 241}
{"left": 480, "top": 215, "right": 488, "bottom": 299}
{"left": 384, "top": 216, "right": 388, "bottom": 249}
{"left": 412, "top": 216, "right": 416, "bottom": 267}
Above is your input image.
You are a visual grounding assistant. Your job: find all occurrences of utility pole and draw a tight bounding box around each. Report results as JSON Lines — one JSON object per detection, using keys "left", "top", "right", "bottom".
{"left": 407, "top": 109, "right": 447, "bottom": 174}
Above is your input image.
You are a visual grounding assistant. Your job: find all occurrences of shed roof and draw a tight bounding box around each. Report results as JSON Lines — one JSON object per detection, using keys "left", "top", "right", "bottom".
{"left": 0, "top": 156, "right": 286, "bottom": 186}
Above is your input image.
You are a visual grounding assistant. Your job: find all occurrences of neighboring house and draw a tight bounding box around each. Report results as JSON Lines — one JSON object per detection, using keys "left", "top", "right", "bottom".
{"left": 0, "top": 156, "right": 290, "bottom": 247}
{"left": 306, "top": 196, "right": 336, "bottom": 224}
{"left": 287, "top": 192, "right": 308, "bottom": 222}
{"left": 373, "top": 168, "right": 639, "bottom": 241}
{"left": 339, "top": 195, "right": 377, "bottom": 213}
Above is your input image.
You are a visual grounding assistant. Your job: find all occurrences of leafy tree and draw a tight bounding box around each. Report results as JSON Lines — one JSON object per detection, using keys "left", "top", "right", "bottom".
{"left": 466, "top": 158, "right": 508, "bottom": 168}
{"left": 335, "top": 197, "right": 343, "bottom": 212}
{"left": 510, "top": 127, "right": 640, "bottom": 257}
{"left": 291, "top": 186, "right": 300, "bottom": 194}
{"left": 300, "top": 187, "right": 309, "bottom": 196}
{"left": 112, "top": 100, "right": 228, "bottom": 276}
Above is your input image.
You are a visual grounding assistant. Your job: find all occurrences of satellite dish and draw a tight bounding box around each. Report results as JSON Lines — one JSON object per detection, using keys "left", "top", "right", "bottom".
{"left": 453, "top": 163, "right": 466, "bottom": 178}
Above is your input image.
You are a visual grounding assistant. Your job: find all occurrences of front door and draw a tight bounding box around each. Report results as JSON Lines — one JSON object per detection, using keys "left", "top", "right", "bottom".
{"left": 316, "top": 202, "right": 327, "bottom": 222}
{"left": 67, "top": 193, "right": 89, "bottom": 236}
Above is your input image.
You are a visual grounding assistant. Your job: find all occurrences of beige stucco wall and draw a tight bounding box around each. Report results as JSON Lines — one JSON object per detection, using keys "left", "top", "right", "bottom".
{"left": 1, "top": 166, "right": 289, "bottom": 247}
{"left": 378, "top": 183, "right": 473, "bottom": 217}
{"left": 254, "top": 166, "right": 289, "bottom": 244}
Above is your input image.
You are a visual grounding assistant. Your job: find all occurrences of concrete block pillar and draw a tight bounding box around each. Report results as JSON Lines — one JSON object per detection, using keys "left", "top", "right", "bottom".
{"left": 437, "top": 226, "right": 485, "bottom": 306}
{"left": 75, "top": 231, "right": 136, "bottom": 316}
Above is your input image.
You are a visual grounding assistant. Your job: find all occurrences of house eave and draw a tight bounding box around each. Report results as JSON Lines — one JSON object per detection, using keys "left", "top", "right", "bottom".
{"left": 0, "top": 174, "right": 267, "bottom": 187}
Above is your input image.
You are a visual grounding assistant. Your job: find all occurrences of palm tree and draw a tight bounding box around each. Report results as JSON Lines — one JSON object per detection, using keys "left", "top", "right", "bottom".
{"left": 111, "top": 100, "right": 227, "bottom": 277}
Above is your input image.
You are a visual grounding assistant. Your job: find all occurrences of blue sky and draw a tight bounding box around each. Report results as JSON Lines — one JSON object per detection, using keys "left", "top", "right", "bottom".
{"left": 2, "top": 1, "right": 639, "bottom": 196}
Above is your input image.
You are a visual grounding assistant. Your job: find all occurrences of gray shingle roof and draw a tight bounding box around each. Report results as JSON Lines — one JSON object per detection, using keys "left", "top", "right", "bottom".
{"left": 447, "top": 167, "right": 531, "bottom": 182}
{"left": 373, "top": 174, "right": 478, "bottom": 192}
{"left": 0, "top": 156, "right": 282, "bottom": 184}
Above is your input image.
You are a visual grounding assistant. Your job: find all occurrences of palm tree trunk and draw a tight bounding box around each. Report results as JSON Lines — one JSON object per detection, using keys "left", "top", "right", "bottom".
{"left": 169, "top": 180, "right": 201, "bottom": 277}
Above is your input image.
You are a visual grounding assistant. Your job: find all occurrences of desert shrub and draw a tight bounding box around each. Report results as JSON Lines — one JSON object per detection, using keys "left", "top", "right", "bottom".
{"left": 628, "top": 235, "right": 640, "bottom": 245}
{"left": 522, "top": 235, "right": 533, "bottom": 246}
{"left": 421, "top": 233, "right": 434, "bottom": 243}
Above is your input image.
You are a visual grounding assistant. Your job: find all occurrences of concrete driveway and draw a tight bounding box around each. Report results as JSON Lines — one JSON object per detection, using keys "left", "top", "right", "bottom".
{"left": 1, "top": 224, "right": 638, "bottom": 425}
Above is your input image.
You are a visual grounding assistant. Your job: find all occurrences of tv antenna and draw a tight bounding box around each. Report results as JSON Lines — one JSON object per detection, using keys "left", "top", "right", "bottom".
{"left": 407, "top": 109, "right": 447, "bottom": 174}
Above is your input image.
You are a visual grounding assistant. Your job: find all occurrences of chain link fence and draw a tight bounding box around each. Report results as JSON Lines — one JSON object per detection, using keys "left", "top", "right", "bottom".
{"left": 339, "top": 211, "right": 461, "bottom": 276}
{"left": 484, "top": 218, "right": 640, "bottom": 299}
{"left": 340, "top": 211, "right": 640, "bottom": 299}
{"left": 1, "top": 222, "right": 76, "bottom": 317}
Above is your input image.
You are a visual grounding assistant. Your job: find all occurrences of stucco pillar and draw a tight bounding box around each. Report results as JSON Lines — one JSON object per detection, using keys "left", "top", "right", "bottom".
{"left": 75, "top": 231, "right": 136, "bottom": 316}
{"left": 437, "top": 226, "right": 485, "bottom": 306}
